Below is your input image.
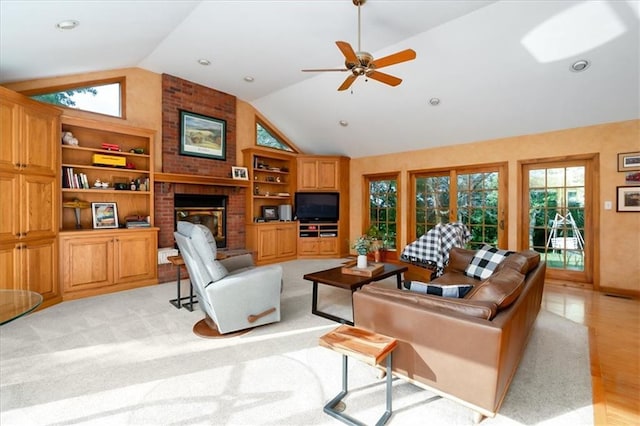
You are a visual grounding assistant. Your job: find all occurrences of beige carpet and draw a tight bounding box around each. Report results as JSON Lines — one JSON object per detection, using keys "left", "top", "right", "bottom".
{"left": 0, "top": 259, "right": 592, "bottom": 425}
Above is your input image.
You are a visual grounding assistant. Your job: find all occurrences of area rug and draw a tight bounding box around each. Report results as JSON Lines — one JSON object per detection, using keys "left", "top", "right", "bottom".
{"left": 0, "top": 259, "right": 593, "bottom": 425}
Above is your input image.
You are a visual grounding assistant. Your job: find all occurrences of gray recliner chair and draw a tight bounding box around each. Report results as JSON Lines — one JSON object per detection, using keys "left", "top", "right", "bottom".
{"left": 174, "top": 221, "right": 282, "bottom": 336}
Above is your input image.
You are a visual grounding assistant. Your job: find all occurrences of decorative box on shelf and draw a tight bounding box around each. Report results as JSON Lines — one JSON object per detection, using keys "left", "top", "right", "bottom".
{"left": 341, "top": 260, "right": 384, "bottom": 277}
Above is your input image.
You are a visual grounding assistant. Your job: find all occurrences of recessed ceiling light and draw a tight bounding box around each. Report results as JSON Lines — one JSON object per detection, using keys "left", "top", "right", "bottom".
{"left": 243, "top": 76, "right": 255, "bottom": 82}
{"left": 429, "top": 98, "right": 440, "bottom": 106}
{"left": 197, "top": 59, "right": 211, "bottom": 66}
{"left": 55, "top": 20, "right": 79, "bottom": 30}
{"left": 339, "top": 120, "right": 349, "bottom": 127}
{"left": 570, "top": 59, "right": 590, "bottom": 72}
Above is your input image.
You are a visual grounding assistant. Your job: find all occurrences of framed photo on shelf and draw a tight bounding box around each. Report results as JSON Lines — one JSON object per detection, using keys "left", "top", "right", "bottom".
{"left": 261, "top": 205, "right": 279, "bottom": 221}
{"left": 616, "top": 186, "right": 640, "bottom": 212}
{"left": 232, "top": 166, "right": 249, "bottom": 180}
{"left": 617, "top": 151, "right": 640, "bottom": 172}
{"left": 179, "top": 110, "right": 226, "bottom": 160}
{"left": 91, "top": 202, "right": 119, "bottom": 229}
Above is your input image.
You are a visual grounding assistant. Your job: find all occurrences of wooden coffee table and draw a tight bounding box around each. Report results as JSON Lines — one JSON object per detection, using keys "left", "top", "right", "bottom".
{"left": 303, "top": 262, "right": 407, "bottom": 325}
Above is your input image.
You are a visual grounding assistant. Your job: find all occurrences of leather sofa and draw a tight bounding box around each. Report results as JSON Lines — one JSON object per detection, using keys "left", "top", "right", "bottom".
{"left": 353, "top": 247, "right": 546, "bottom": 421}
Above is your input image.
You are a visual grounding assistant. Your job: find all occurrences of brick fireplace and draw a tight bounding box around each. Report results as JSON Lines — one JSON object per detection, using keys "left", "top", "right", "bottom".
{"left": 155, "top": 74, "right": 246, "bottom": 283}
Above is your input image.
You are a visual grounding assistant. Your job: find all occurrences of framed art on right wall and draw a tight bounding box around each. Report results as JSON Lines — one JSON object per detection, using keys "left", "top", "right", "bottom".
{"left": 616, "top": 186, "right": 640, "bottom": 212}
{"left": 617, "top": 151, "right": 640, "bottom": 172}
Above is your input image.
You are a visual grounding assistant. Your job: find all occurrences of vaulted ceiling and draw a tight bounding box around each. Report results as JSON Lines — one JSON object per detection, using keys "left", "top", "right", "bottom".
{"left": 1, "top": 1, "right": 638, "bottom": 157}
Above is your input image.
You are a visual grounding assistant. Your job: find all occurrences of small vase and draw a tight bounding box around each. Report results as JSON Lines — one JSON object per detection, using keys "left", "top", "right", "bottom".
{"left": 373, "top": 250, "right": 381, "bottom": 263}
{"left": 357, "top": 254, "right": 368, "bottom": 268}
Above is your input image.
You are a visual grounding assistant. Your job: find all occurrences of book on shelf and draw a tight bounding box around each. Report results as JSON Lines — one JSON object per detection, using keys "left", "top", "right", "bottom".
{"left": 126, "top": 221, "right": 151, "bottom": 228}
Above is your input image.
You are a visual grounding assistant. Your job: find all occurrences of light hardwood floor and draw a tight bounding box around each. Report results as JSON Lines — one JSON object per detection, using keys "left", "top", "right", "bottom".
{"left": 542, "top": 284, "right": 640, "bottom": 425}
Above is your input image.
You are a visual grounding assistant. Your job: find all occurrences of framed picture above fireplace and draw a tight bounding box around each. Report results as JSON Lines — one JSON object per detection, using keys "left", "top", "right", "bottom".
{"left": 179, "top": 110, "right": 226, "bottom": 160}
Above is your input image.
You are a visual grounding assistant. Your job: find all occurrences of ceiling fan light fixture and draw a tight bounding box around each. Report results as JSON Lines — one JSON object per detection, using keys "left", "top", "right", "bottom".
{"left": 55, "top": 20, "right": 79, "bottom": 30}
{"left": 570, "top": 59, "right": 590, "bottom": 72}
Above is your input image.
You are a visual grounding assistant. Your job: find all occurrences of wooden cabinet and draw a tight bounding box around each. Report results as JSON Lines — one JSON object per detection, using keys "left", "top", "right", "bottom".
{"left": 243, "top": 148, "right": 296, "bottom": 222}
{"left": 297, "top": 156, "right": 348, "bottom": 191}
{"left": 0, "top": 238, "right": 58, "bottom": 300}
{"left": 57, "top": 116, "right": 158, "bottom": 300}
{"left": 297, "top": 222, "right": 339, "bottom": 258}
{"left": 60, "top": 229, "right": 157, "bottom": 299}
{"left": 296, "top": 155, "right": 350, "bottom": 257}
{"left": 0, "top": 92, "right": 59, "bottom": 176}
{"left": 0, "top": 87, "right": 62, "bottom": 307}
{"left": 60, "top": 116, "right": 155, "bottom": 230}
{"left": 246, "top": 222, "right": 297, "bottom": 265}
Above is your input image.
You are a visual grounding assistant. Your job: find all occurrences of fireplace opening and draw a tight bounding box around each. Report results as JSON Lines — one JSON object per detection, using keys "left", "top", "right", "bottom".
{"left": 175, "top": 194, "right": 227, "bottom": 248}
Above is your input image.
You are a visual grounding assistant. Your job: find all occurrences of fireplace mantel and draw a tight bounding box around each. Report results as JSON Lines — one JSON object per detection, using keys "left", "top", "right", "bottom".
{"left": 155, "top": 172, "right": 250, "bottom": 188}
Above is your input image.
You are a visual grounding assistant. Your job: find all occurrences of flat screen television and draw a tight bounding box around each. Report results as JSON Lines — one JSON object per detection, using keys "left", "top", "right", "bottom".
{"left": 294, "top": 192, "right": 340, "bottom": 222}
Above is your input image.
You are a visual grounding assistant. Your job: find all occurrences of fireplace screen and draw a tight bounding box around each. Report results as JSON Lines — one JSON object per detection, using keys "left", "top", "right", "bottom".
{"left": 175, "top": 194, "right": 227, "bottom": 248}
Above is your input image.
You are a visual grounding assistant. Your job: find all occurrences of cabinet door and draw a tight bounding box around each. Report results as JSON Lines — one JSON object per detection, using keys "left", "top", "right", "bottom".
{"left": 316, "top": 160, "right": 339, "bottom": 190}
{"left": 0, "top": 242, "right": 20, "bottom": 289}
{"left": 0, "top": 172, "right": 20, "bottom": 241}
{"left": 22, "top": 174, "right": 57, "bottom": 240}
{"left": 277, "top": 225, "right": 297, "bottom": 258}
{"left": 22, "top": 238, "right": 58, "bottom": 299}
{"left": 298, "top": 239, "right": 318, "bottom": 255}
{"left": 319, "top": 238, "right": 338, "bottom": 255}
{"left": 61, "top": 235, "right": 114, "bottom": 291}
{"left": 257, "top": 226, "right": 278, "bottom": 262}
{"left": 297, "top": 159, "right": 318, "bottom": 190}
{"left": 20, "top": 104, "right": 58, "bottom": 176}
{"left": 0, "top": 96, "right": 20, "bottom": 173}
{"left": 114, "top": 231, "right": 157, "bottom": 283}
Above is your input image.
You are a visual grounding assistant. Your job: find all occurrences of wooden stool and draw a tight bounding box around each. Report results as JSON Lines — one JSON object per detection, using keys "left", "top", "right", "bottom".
{"left": 319, "top": 325, "right": 398, "bottom": 426}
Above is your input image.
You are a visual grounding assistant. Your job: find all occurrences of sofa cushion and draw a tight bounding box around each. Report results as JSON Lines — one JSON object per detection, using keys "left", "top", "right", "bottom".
{"left": 494, "top": 250, "right": 540, "bottom": 275}
{"left": 468, "top": 268, "right": 525, "bottom": 310}
{"left": 464, "top": 245, "right": 514, "bottom": 280}
{"left": 403, "top": 281, "right": 473, "bottom": 298}
{"left": 177, "top": 221, "right": 228, "bottom": 284}
{"left": 361, "top": 284, "right": 497, "bottom": 320}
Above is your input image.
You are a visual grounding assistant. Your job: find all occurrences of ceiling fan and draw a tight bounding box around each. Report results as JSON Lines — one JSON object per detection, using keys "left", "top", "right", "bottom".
{"left": 302, "top": 0, "right": 416, "bottom": 91}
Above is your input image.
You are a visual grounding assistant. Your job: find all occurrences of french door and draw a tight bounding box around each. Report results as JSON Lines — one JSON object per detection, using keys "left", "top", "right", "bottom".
{"left": 521, "top": 156, "right": 596, "bottom": 284}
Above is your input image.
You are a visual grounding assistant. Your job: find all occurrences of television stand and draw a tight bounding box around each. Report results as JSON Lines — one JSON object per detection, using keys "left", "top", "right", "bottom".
{"left": 298, "top": 222, "right": 339, "bottom": 258}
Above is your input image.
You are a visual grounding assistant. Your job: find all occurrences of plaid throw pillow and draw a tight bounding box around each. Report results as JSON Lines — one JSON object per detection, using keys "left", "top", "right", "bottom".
{"left": 403, "top": 281, "right": 473, "bottom": 298}
{"left": 464, "top": 245, "right": 514, "bottom": 280}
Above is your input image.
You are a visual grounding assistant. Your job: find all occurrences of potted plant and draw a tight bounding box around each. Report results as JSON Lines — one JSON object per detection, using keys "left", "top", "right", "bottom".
{"left": 352, "top": 235, "right": 371, "bottom": 268}
{"left": 366, "top": 226, "right": 384, "bottom": 262}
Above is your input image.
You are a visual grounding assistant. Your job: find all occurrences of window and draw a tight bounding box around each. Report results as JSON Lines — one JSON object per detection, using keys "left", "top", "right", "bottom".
{"left": 256, "top": 121, "right": 294, "bottom": 152}
{"left": 26, "top": 78, "right": 124, "bottom": 118}
{"left": 366, "top": 174, "right": 399, "bottom": 252}
{"left": 411, "top": 164, "right": 507, "bottom": 248}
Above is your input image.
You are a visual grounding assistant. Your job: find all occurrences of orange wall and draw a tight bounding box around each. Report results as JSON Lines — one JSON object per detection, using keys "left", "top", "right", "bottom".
{"left": 6, "top": 68, "right": 638, "bottom": 293}
{"left": 350, "top": 120, "right": 640, "bottom": 293}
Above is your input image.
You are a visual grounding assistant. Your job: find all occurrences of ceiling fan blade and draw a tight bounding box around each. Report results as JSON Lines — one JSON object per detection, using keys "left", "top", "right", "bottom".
{"left": 336, "top": 41, "right": 359, "bottom": 64}
{"left": 371, "top": 49, "right": 416, "bottom": 69}
{"left": 338, "top": 74, "right": 358, "bottom": 91}
{"left": 302, "top": 68, "right": 349, "bottom": 72}
{"left": 366, "top": 70, "right": 402, "bottom": 87}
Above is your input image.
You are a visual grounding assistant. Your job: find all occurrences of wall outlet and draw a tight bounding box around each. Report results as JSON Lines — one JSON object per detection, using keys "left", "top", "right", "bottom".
{"left": 604, "top": 201, "right": 612, "bottom": 210}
